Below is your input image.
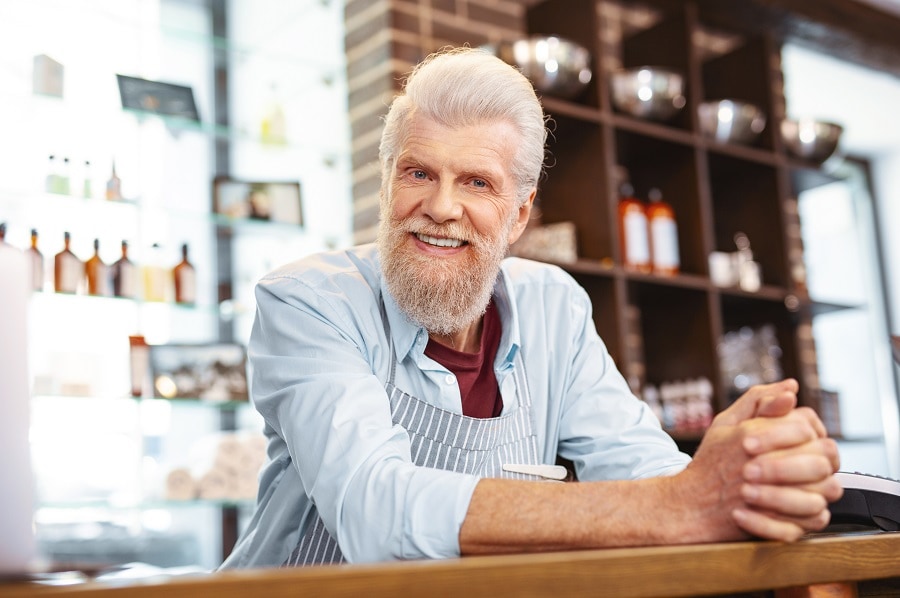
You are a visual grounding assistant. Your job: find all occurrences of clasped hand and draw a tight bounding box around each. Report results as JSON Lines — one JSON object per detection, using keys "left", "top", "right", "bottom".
{"left": 688, "top": 379, "right": 843, "bottom": 542}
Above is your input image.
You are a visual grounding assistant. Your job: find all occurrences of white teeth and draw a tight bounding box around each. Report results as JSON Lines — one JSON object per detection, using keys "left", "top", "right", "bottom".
{"left": 416, "top": 233, "right": 463, "bottom": 248}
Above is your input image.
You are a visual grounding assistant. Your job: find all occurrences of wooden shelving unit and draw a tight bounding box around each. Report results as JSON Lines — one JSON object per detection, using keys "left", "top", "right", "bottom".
{"left": 522, "top": 0, "right": 846, "bottom": 426}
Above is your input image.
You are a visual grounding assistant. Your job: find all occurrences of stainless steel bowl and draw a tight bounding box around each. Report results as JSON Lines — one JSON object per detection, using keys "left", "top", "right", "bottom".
{"left": 609, "top": 66, "right": 686, "bottom": 121}
{"left": 489, "top": 36, "right": 592, "bottom": 99}
{"left": 781, "top": 118, "right": 843, "bottom": 163}
{"left": 698, "top": 99, "right": 766, "bottom": 145}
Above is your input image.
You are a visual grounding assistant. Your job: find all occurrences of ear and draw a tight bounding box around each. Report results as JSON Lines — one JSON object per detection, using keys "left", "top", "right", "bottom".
{"left": 507, "top": 187, "right": 537, "bottom": 245}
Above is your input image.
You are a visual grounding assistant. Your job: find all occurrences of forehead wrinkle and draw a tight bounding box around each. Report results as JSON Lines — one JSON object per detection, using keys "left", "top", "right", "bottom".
{"left": 398, "top": 137, "right": 511, "bottom": 185}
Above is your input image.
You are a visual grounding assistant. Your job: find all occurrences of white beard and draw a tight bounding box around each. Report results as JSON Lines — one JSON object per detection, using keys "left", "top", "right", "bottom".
{"left": 377, "top": 210, "right": 516, "bottom": 336}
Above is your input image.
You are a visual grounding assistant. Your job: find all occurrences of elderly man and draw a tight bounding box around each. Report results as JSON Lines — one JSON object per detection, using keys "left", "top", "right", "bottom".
{"left": 221, "top": 47, "right": 841, "bottom": 569}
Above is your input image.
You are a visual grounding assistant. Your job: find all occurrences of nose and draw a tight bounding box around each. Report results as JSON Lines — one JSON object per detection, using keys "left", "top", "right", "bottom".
{"left": 421, "top": 180, "right": 463, "bottom": 223}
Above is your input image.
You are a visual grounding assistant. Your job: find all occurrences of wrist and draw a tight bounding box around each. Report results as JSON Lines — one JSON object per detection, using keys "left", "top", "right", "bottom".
{"left": 663, "top": 464, "right": 746, "bottom": 544}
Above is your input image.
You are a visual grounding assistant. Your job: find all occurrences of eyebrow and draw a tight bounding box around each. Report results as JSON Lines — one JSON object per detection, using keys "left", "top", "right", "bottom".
{"left": 397, "top": 153, "right": 505, "bottom": 184}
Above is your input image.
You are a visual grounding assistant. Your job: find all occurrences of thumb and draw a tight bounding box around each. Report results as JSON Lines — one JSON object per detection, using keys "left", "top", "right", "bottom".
{"left": 754, "top": 386, "right": 799, "bottom": 418}
{"left": 715, "top": 379, "right": 799, "bottom": 426}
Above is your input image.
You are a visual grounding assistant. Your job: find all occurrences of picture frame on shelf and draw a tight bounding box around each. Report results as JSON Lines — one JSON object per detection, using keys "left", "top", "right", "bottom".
{"left": 212, "top": 176, "right": 303, "bottom": 226}
{"left": 149, "top": 342, "right": 249, "bottom": 402}
{"left": 116, "top": 74, "right": 200, "bottom": 122}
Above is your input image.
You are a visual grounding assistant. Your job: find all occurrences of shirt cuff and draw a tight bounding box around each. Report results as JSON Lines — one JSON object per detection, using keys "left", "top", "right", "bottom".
{"left": 401, "top": 468, "right": 481, "bottom": 559}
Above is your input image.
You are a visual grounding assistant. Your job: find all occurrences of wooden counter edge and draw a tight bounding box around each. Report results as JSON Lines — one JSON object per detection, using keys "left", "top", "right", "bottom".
{"left": 3, "top": 532, "right": 899, "bottom": 598}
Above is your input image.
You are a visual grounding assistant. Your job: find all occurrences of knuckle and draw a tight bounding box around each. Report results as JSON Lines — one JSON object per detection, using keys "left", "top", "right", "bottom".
{"left": 825, "top": 478, "right": 845, "bottom": 502}
{"left": 812, "top": 509, "right": 831, "bottom": 530}
{"left": 795, "top": 406, "right": 818, "bottom": 419}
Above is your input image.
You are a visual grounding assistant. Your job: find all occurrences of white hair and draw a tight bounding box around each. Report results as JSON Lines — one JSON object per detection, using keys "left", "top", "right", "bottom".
{"left": 379, "top": 46, "right": 547, "bottom": 204}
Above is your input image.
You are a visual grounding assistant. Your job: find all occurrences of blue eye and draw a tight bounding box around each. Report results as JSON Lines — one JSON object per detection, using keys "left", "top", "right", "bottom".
{"left": 413, "top": 170, "right": 427, "bottom": 180}
{"left": 472, "top": 179, "right": 486, "bottom": 188}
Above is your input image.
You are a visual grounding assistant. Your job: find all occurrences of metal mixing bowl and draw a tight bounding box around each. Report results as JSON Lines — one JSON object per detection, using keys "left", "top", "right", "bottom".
{"left": 698, "top": 99, "right": 767, "bottom": 145}
{"left": 489, "top": 35, "right": 593, "bottom": 99}
{"left": 609, "top": 66, "right": 686, "bottom": 121}
{"left": 781, "top": 118, "right": 843, "bottom": 163}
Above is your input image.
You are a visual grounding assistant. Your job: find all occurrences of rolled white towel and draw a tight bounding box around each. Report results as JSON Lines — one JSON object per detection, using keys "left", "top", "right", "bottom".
{"left": 197, "top": 467, "right": 230, "bottom": 500}
{"left": 214, "top": 434, "right": 247, "bottom": 475}
{"left": 233, "top": 468, "right": 260, "bottom": 500}
{"left": 165, "top": 467, "right": 197, "bottom": 501}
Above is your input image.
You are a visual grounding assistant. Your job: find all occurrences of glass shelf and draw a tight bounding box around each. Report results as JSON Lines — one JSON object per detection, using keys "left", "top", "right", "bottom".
{"left": 28, "top": 289, "right": 230, "bottom": 318}
{"left": 120, "top": 107, "right": 344, "bottom": 161}
{"left": 37, "top": 498, "right": 255, "bottom": 511}
{"left": 0, "top": 87, "right": 343, "bottom": 158}
{"left": 1, "top": 187, "right": 306, "bottom": 237}
{"left": 32, "top": 393, "right": 252, "bottom": 411}
{"left": 0, "top": 188, "right": 140, "bottom": 209}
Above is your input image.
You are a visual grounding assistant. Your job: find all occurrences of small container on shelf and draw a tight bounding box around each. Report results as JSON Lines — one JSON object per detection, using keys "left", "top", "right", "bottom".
{"left": 173, "top": 242, "right": 197, "bottom": 305}
{"left": 26, "top": 228, "right": 44, "bottom": 292}
{"left": 646, "top": 187, "right": 680, "bottom": 276}
{"left": 106, "top": 160, "right": 123, "bottom": 201}
{"left": 143, "top": 242, "right": 168, "bottom": 302}
{"left": 58, "top": 157, "right": 72, "bottom": 195}
{"left": 618, "top": 183, "right": 650, "bottom": 273}
{"left": 129, "top": 334, "right": 150, "bottom": 398}
{"left": 45, "top": 155, "right": 59, "bottom": 194}
{"left": 110, "top": 240, "right": 139, "bottom": 299}
{"left": 734, "top": 232, "right": 761, "bottom": 292}
{"left": 53, "top": 231, "right": 82, "bottom": 294}
{"left": 82, "top": 160, "right": 93, "bottom": 199}
{"left": 85, "top": 238, "right": 111, "bottom": 297}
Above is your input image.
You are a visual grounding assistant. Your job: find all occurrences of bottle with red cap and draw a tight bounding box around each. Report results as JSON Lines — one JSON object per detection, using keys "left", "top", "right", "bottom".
{"left": 618, "top": 183, "right": 651, "bottom": 273}
{"left": 646, "top": 187, "right": 680, "bottom": 276}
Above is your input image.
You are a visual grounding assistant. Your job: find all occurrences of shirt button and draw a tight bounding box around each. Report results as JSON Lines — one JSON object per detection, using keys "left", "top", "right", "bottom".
{"left": 444, "top": 374, "right": 455, "bottom": 385}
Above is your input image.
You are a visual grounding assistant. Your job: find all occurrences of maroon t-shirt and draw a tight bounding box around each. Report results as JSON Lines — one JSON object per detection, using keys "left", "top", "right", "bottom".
{"left": 424, "top": 300, "right": 503, "bottom": 418}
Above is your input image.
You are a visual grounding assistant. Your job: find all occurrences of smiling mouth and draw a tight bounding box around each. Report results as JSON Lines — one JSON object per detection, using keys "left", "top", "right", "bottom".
{"left": 415, "top": 232, "right": 466, "bottom": 248}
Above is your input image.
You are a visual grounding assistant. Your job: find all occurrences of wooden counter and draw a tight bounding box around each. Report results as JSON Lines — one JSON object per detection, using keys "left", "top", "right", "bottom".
{"left": 3, "top": 531, "right": 899, "bottom": 598}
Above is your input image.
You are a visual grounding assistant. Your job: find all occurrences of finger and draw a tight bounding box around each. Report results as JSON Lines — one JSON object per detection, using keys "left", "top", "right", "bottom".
{"left": 733, "top": 506, "right": 832, "bottom": 540}
{"left": 744, "top": 450, "right": 837, "bottom": 486}
{"left": 753, "top": 379, "right": 800, "bottom": 419}
{"left": 731, "top": 508, "right": 810, "bottom": 542}
{"left": 792, "top": 406, "right": 828, "bottom": 439}
{"left": 741, "top": 415, "right": 821, "bottom": 456}
{"left": 716, "top": 379, "right": 799, "bottom": 426}
{"left": 748, "top": 437, "right": 840, "bottom": 476}
{"left": 740, "top": 483, "right": 828, "bottom": 517}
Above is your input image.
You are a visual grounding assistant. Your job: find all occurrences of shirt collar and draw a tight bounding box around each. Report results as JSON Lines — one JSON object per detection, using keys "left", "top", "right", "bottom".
{"left": 378, "top": 259, "right": 522, "bottom": 368}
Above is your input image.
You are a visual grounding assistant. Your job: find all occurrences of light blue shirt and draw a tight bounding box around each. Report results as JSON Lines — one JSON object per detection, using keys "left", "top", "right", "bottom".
{"left": 221, "top": 244, "right": 690, "bottom": 569}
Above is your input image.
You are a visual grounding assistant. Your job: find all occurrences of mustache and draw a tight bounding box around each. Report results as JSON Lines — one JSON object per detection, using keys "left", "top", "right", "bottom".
{"left": 392, "top": 217, "right": 484, "bottom": 246}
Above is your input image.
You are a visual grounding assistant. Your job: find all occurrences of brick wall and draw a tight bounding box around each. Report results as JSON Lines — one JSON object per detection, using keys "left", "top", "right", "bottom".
{"left": 343, "top": 0, "right": 528, "bottom": 242}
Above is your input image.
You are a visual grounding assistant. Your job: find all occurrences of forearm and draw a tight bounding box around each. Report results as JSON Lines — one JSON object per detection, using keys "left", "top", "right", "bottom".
{"left": 459, "top": 471, "right": 730, "bottom": 555}
{"left": 459, "top": 389, "right": 843, "bottom": 555}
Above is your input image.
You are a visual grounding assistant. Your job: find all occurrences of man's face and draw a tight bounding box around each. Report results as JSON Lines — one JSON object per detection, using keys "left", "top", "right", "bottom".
{"left": 377, "top": 114, "right": 535, "bottom": 336}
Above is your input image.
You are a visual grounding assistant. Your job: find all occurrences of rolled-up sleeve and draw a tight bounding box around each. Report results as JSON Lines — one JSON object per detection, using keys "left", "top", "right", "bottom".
{"left": 551, "top": 281, "right": 691, "bottom": 481}
{"left": 250, "top": 272, "right": 479, "bottom": 563}
{"left": 496, "top": 259, "right": 690, "bottom": 482}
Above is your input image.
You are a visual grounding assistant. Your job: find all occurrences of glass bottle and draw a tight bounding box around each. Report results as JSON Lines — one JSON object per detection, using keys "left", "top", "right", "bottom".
{"left": 734, "top": 232, "right": 761, "bottom": 292}
{"left": 143, "top": 242, "right": 168, "bottom": 302}
{"left": 260, "top": 82, "right": 287, "bottom": 145}
{"left": 45, "top": 155, "right": 58, "bottom": 193}
{"left": 111, "top": 240, "right": 139, "bottom": 299}
{"left": 173, "top": 242, "right": 196, "bottom": 304}
{"left": 58, "top": 157, "right": 71, "bottom": 195}
{"left": 106, "top": 160, "right": 123, "bottom": 201}
{"left": 617, "top": 183, "right": 650, "bottom": 273}
{"left": 82, "top": 160, "right": 92, "bottom": 199}
{"left": 646, "top": 187, "right": 680, "bottom": 276}
{"left": 85, "top": 238, "right": 111, "bottom": 296}
{"left": 26, "top": 229, "right": 44, "bottom": 291}
{"left": 54, "top": 231, "right": 83, "bottom": 294}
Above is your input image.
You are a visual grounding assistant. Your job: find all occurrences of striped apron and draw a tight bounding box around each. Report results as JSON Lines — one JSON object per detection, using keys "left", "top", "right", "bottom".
{"left": 284, "top": 304, "right": 542, "bottom": 566}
